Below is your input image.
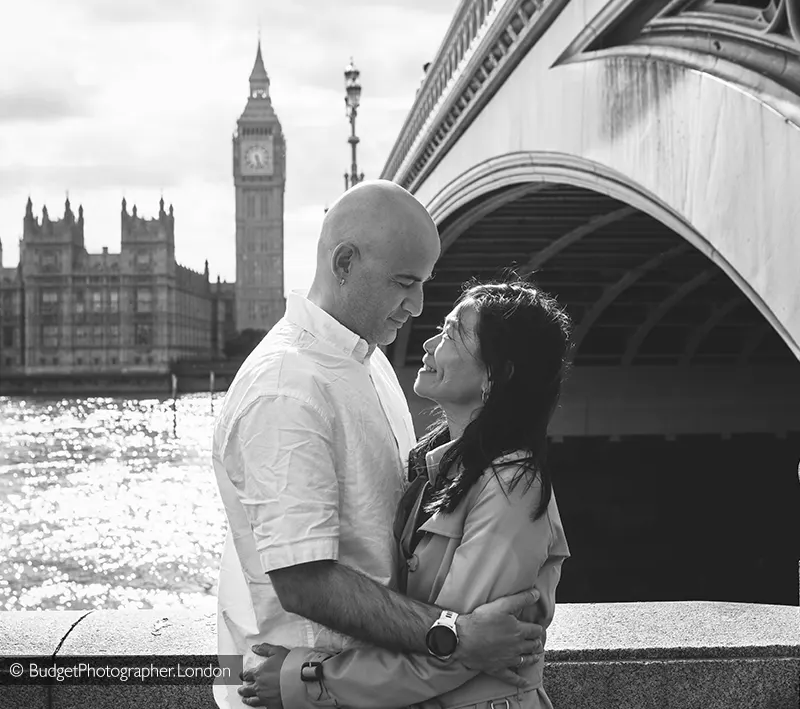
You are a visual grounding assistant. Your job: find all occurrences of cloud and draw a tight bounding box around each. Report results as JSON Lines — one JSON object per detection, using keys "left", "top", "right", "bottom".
{"left": 0, "top": 164, "right": 184, "bottom": 193}
{"left": 75, "top": 0, "right": 218, "bottom": 24}
{"left": 0, "top": 87, "right": 93, "bottom": 123}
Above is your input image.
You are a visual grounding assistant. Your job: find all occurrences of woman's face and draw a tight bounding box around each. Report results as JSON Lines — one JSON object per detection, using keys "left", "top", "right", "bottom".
{"left": 413, "top": 302, "right": 488, "bottom": 410}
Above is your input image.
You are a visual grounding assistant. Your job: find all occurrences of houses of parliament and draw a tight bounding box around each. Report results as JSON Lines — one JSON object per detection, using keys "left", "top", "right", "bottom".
{"left": 0, "top": 43, "right": 286, "bottom": 392}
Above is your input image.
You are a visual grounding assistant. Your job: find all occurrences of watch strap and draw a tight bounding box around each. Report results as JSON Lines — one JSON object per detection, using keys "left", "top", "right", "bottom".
{"left": 438, "top": 610, "right": 458, "bottom": 629}
{"left": 300, "top": 661, "right": 323, "bottom": 683}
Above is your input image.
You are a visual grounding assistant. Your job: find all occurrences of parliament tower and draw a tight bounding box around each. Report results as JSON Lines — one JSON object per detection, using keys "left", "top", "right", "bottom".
{"left": 233, "top": 42, "right": 286, "bottom": 332}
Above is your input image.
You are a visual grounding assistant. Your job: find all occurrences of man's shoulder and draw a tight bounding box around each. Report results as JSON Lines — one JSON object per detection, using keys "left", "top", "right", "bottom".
{"left": 219, "top": 330, "right": 334, "bottom": 426}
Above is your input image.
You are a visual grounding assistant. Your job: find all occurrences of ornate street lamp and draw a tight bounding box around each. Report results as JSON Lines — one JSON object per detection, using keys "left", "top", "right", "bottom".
{"left": 344, "top": 58, "right": 365, "bottom": 190}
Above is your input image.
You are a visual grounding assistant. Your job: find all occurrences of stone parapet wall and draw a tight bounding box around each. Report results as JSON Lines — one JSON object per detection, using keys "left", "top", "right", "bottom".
{"left": 0, "top": 602, "right": 797, "bottom": 709}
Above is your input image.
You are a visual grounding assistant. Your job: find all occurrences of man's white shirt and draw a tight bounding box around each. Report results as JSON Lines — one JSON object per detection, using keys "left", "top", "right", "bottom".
{"left": 212, "top": 292, "right": 417, "bottom": 709}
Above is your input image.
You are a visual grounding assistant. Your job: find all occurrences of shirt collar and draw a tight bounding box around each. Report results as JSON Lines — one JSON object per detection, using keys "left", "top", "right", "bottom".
{"left": 285, "top": 291, "right": 371, "bottom": 364}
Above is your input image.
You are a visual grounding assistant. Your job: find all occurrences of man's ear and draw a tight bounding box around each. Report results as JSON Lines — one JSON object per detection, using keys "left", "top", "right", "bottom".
{"left": 331, "top": 242, "right": 359, "bottom": 280}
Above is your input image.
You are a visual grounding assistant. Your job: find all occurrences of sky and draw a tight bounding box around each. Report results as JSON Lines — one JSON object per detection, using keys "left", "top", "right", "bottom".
{"left": 0, "top": 0, "right": 459, "bottom": 292}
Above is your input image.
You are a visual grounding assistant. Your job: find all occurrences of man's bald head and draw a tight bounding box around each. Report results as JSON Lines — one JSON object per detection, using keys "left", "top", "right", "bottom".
{"left": 317, "top": 180, "right": 437, "bottom": 268}
{"left": 309, "top": 180, "right": 440, "bottom": 347}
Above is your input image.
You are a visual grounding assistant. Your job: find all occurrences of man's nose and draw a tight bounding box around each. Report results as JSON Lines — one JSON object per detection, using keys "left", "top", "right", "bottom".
{"left": 404, "top": 283, "right": 424, "bottom": 318}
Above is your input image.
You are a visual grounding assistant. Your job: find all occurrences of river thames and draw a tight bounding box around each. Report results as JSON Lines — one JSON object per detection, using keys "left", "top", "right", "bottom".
{"left": 0, "top": 394, "right": 227, "bottom": 612}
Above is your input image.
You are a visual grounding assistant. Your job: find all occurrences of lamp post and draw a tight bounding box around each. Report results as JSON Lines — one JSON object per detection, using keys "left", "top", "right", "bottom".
{"left": 343, "top": 58, "right": 364, "bottom": 191}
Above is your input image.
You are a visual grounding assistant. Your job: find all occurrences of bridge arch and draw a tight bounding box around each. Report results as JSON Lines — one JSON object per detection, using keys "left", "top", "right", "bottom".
{"left": 392, "top": 151, "right": 797, "bottom": 369}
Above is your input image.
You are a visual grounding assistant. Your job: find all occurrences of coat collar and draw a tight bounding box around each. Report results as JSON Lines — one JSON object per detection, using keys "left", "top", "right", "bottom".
{"left": 423, "top": 439, "right": 458, "bottom": 485}
{"left": 417, "top": 444, "right": 530, "bottom": 538}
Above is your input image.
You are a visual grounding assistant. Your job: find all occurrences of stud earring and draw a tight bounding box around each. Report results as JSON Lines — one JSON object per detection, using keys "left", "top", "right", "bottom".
{"left": 481, "top": 386, "right": 489, "bottom": 403}
{"left": 339, "top": 277, "right": 346, "bottom": 286}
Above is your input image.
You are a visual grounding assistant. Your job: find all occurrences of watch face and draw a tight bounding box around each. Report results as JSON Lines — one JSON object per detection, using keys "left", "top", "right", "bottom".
{"left": 243, "top": 144, "right": 273, "bottom": 173}
{"left": 427, "top": 625, "right": 457, "bottom": 657}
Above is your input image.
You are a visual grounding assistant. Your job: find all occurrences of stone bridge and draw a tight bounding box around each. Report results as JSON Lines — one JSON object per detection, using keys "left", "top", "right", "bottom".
{"left": 381, "top": 0, "right": 800, "bottom": 607}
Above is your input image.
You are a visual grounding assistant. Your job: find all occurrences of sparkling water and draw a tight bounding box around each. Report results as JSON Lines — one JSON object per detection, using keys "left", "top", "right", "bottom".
{"left": 0, "top": 394, "right": 227, "bottom": 612}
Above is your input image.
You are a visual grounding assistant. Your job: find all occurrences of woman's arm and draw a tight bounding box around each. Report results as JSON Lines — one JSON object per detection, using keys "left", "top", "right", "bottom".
{"left": 278, "top": 470, "right": 564, "bottom": 709}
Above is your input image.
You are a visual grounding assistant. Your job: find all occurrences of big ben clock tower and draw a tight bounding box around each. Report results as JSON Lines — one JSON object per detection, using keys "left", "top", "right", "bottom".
{"left": 233, "top": 41, "right": 286, "bottom": 333}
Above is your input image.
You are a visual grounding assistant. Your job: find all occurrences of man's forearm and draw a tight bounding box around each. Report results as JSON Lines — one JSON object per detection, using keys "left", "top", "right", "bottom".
{"left": 270, "top": 561, "right": 438, "bottom": 654}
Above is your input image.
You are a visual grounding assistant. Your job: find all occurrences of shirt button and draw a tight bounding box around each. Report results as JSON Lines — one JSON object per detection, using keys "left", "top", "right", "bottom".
{"left": 407, "top": 555, "right": 419, "bottom": 572}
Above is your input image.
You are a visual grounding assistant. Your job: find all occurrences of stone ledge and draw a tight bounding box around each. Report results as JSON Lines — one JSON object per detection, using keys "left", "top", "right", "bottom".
{"left": 544, "top": 600, "right": 799, "bottom": 660}
{"left": 0, "top": 602, "right": 797, "bottom": 709}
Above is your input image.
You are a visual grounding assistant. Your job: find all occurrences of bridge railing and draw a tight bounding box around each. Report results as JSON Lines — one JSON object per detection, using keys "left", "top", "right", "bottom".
{"left": 380, "top": 0, "right": 570, "bottom": 192}
{"left": 381, "top": 0, "right": 498, "bottom": 184}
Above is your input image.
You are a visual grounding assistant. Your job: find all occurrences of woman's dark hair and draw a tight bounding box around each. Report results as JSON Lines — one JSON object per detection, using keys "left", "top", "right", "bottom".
{"left": 408, "top": 276, "right": 572, "bottom": 520}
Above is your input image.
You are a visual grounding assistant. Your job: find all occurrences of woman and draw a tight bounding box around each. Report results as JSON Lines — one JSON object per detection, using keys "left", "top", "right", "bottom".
{"left": 254, "top": 278, "right": 572, "bottom": 709}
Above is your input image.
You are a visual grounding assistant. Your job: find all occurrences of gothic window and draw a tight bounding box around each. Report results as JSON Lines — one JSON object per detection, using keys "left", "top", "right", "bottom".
{"left": 76, "top": 326, "right": 89, "bottom": 343}
{"left": 92, "top": 326, "right": 103, "bottom": 344}
{"left": 109, "top": 291, "right": 119, "bottom": 312}
{"left": 268, "top": 255, "right": 282, "bottom": 278}
{"left": 136, "top": 289, "right": 153, "bottom": 313}
{"left": 246, "top": 194, "right": 256, "bottom": 218}
{"left": 259, "top": 193, "right": 268, "bottom": 218}
{"left": 2, "top": 326, "right": 13, "bottom": 347}
{"left": 40, "top": 251, "right": 58, "bottom": 272}
{"left": 135, "top": 251, "right": 152, "bottom": 270}
{"left": 40, "top": 290, "right": 60, "bottom": 313}
{"left": 90, "top": 290, "right": 104, "bottom": 312}
{"left": 135, "top": 323, "right": 152, "bottom": 346}
{"left": 109, "top": 325, "right": 120, "bottom": 342}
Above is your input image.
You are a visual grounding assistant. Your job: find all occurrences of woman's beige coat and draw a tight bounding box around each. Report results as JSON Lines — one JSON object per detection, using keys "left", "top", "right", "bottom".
{"left": 280, "top": 441, "right": 570, "bottom": 709}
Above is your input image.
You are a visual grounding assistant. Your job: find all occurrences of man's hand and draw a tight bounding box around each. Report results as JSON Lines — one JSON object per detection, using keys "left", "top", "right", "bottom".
{"left": 454, "top": 589, "right": 546, "bottom": 688}
{"left": 238, "top": 642, "right": 290, "bottom": 708}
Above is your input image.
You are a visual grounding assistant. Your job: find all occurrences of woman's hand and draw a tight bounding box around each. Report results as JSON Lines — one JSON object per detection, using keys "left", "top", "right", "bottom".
{"left": 238, "top": 642, "right": 291, "bottom": 708}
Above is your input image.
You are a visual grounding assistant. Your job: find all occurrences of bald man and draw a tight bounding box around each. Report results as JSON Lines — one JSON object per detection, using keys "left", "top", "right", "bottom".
{"left": 212, "top": 181, "right": 544, "bottom": 709}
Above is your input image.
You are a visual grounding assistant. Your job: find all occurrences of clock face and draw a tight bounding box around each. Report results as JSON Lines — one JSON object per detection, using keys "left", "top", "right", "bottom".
{"left": 242, "top": 142, "right": 274, "bottom": 175}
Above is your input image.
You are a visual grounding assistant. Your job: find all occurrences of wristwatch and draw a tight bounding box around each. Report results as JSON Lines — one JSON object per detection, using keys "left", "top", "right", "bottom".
{"left": 425, "top": 610, "right": 459, "bottom": 660}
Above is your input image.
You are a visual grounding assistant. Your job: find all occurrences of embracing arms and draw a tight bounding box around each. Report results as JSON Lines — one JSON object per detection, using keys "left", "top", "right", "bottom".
{"left": 271, "top": 559, "right": 542, "bottom": 668}
{"left": 259, "top": 472, "right": 561, "bottom": 709}
{"left": 223, "top": 395, "right": 546, "bottom": 708}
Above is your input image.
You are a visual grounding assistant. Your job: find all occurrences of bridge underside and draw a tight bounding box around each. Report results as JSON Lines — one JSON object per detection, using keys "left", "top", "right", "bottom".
{"left": 386, "top": 183, "right": 800, "bottom": 607}
{"left": 391, "top": 183, "right": 795, "bottom": 370}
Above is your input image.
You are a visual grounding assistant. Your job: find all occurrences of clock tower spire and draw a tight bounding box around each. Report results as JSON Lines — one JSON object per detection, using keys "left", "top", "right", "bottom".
{"left": 233, "top": 40, "right": 286, "bottom": 333}
{"left": 249, "top": 41, "right": 270, "bottom": 99}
